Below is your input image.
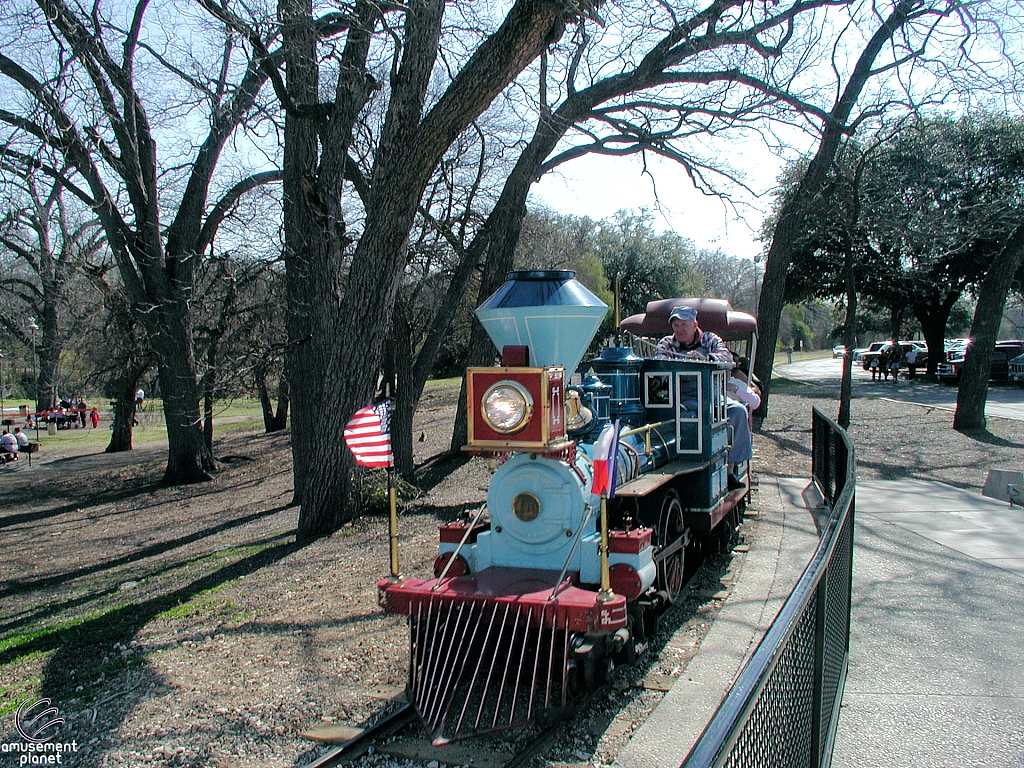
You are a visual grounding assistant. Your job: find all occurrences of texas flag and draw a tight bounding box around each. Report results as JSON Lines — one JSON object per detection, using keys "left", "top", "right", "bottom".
{"left": 344, "top": 400, "right": 394, "bottom": 468}
{"left": 591, "top": 420, "right": 621, "bottom": 498}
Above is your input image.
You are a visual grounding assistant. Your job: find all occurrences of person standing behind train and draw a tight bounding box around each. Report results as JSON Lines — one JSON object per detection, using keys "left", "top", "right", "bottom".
{"left": 905, "top": 346, "right": 918, "bottom": 380}
{"left": 889, "top": 344, "right": 902, "bottom": 382}
{"left": 655, "top": 306, "right": 750, "bottom": 489}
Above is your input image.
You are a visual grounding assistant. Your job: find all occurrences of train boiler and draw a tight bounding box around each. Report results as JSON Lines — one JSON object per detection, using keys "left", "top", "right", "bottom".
{"left": 378, "top": 271, "right": 753, "bottom": 745}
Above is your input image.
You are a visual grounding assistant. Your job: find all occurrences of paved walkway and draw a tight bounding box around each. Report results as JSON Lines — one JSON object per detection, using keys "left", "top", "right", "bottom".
{"left": 775, "top": 357, "right": 1024, "bottom": 422}
{"left": 833, "top": 480, "right": 1024, "bottom": 768}
{"left": 616, "top": 477, "right": 1024, "bottom": 767}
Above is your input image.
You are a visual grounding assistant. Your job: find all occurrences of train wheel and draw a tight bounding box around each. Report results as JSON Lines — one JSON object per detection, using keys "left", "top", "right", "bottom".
{"left": 655, "top": 489, "right": 688, "bottom": 604}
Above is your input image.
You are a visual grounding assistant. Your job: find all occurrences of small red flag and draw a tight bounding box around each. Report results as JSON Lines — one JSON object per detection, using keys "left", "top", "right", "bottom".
{"left": 344, "top": 400, "right": 393, "bottom": 468}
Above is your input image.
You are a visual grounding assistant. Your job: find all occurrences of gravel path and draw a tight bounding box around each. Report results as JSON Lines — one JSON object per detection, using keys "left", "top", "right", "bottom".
{"left": 1, "top": 382, "right": 1021, "bottom": 767}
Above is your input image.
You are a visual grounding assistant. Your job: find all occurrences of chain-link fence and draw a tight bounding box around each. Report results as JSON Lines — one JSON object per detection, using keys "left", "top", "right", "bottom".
{"left": 681, "top": 406, "right": 855, "bottom": 768}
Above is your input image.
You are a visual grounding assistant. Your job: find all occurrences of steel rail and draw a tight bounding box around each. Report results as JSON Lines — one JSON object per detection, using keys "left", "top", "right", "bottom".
{"left": 298, "top": 703, "right": 414, "bottom": 768}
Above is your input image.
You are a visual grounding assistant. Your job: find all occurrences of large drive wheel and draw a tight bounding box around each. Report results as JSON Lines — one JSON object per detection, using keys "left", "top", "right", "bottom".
{"left": 655, "top": 489, "right": 688, "bottom": 604}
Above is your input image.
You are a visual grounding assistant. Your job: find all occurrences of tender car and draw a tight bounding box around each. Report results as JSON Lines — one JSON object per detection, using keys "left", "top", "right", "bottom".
{"left": 1010, "top": 352, "right": 1024, "bottom": 387}
{"left": 832, "top": 345, "right": 848, "bottom": 358}
{"left": 936, "top": 340, "right": 1024, "bottom": 384}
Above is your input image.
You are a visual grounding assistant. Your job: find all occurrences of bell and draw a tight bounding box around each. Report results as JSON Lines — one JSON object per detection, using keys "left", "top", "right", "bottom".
{"left": 565, "top": 389, "right": 594, "bottom": 432}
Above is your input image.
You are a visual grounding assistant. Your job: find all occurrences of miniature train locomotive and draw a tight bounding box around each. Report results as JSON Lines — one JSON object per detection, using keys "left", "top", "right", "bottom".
{"left": 378, "top": 270, "right": 757, "bottom": 745}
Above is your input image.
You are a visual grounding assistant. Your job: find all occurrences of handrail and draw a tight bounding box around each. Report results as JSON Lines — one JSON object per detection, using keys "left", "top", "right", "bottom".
{"left": 680, "top": 406, "right": 855, "bottom": 768}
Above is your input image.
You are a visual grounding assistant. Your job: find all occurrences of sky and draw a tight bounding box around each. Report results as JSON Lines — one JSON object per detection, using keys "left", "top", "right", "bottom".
{"left": 528, "top": 144, "right": 795, "bottom": 263}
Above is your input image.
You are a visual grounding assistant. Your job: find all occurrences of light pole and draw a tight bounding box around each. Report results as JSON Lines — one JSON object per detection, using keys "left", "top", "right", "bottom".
{"left": 0, "top": 351, "right": 5, "bottom": 422}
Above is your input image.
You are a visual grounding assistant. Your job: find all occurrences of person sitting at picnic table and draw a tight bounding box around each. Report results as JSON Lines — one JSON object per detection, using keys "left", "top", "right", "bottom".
{"left": 13, "top": 427, "right": 29, "bottom": 449}
{"left": 1, "top": 429, "right": 19, "bottom": 462}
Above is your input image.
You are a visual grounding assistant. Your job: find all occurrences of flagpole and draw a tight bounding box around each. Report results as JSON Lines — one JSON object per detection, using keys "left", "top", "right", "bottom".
{"left": 387, "top": 468, "right": 402, "bottom": 583}
{"left": 598, "top": 492, "right": 614, "bottom": 602}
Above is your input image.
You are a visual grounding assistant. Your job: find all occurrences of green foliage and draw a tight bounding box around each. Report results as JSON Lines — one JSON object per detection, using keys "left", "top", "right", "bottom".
{"left": 779, "top": 305, "right": 814, "bottom": 350}
{"left": 774, "top": 114, "right": 1024, "bottom": 343}
{"left": 590, "top": 209, "right": 703, "bottom": 317}
{"left": 947, "top": 299, "right": 974, "bottom": 337}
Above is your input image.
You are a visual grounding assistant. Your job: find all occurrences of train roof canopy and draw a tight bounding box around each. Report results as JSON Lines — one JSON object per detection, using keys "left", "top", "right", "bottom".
{"left": 619, "top": 298, "right": 757, "bottom": 337}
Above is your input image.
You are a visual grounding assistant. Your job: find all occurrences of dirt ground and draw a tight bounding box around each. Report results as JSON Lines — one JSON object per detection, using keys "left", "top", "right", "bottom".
{"left": 1, "top": 380, "right": 1022, "bottom": 767}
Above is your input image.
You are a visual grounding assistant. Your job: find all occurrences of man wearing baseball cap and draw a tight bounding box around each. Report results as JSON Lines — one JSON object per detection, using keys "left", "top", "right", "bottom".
{"left": 654, "top": 305, "right": 732, "bottom": 362}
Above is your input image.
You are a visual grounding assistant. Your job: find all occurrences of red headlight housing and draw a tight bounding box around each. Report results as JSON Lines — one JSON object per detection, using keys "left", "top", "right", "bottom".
{"left": 465, "top": 367, "right": 566, "bottom": 450}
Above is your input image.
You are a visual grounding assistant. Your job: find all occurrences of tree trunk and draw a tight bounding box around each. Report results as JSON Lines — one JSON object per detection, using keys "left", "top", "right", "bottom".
{"left": 838, "top": 229, "right": 857, "bottom": 429}
{"left": 390, "top": 297, "right": 416, "bottom": 481}
{"left": 202, "top": 332, "right": 221, "bottom": 452}
{"left": 953, "top": 224, "right": 1024, "bottom": 431}
{"left": 34, "top": 309, "right": 60, "bottom": 412}
{"left": 153, "top": 331, "right": 215, "bottom": 483}
{"left": 753, "top": 0, "right": 921, "bottom": 423}
{"left": 258, "top": 366, "right": 290, "bottom": 433}
{"left": 285, "top": 0, "right": 582, "bottom": 540}
{"left": 913, "top": 292, "right": 960, "bottom": 377}
{"left": 106, "top": 373, "right": 142, "bottom": 453}
{"left": 272, "top": 379, "right": 290, "bottom": 432}
{"left": 888, "top": 304, "right": 905, "bottom": 343}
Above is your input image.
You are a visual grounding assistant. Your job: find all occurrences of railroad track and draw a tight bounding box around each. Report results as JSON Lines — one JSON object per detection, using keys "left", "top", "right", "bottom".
{"left": 298, "top": 691, "right": 601, "bottom": 768}
{"left": 298, "top": 535, "right": 746, "bottom": 768}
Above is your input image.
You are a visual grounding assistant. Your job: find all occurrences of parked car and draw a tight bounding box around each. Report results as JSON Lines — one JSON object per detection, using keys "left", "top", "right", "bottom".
{"left": 832, "top": 345, "right": 848, "bottom": 358}
{"left": 936, "top": 340, "right": 1024, "bottom": 384}
{"left": 1010, "top": 351, "right": 1024, "bottom": 387}
{"left": 856, "top": 341, "right": 889, "bottom": 366}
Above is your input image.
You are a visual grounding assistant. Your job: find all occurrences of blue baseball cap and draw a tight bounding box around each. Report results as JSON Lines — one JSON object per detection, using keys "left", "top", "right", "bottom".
{"left": 669, "top": 305, "right": 698, "bottom": 322}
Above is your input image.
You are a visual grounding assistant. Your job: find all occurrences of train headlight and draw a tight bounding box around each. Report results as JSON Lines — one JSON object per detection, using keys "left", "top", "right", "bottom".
{"left": 482, "top": 381, "right": 534, "bottom": 434}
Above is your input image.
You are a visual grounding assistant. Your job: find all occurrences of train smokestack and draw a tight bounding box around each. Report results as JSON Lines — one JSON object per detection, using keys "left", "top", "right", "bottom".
{"left": 475, "top": 270, "right": 608, "bottom": 375}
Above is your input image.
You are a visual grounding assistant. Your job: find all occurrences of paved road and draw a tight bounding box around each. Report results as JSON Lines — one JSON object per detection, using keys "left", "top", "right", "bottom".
{"left": 775, "top": 355, "right": 1024, "bottom": 422}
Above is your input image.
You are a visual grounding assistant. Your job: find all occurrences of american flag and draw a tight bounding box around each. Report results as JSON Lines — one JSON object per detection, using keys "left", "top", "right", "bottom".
{"left": 343, "top": 400, "right": 393, "bottom": 468}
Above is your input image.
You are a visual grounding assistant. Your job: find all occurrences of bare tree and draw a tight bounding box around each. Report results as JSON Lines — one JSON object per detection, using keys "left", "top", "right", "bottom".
{"left": 448, "top": 0, "right": 892, "bottom": 448}
{"left": 0, "top": 0, "right": 282, "bottom": 483}
{"left": 246, "top": 0, "right": 607, "bottom": 539}
{"left": 0, "top": 162, "right": 104, "bottom": 412}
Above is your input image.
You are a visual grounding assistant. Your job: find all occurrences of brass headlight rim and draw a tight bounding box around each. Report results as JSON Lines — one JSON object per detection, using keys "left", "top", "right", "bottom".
{"left": 481, "top": 379, "right": 535, "bottom": 435}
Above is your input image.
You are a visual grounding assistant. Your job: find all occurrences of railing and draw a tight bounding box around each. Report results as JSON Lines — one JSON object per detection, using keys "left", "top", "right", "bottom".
{"left": 680, "top": 406, "right": 855, "bottom": 768}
